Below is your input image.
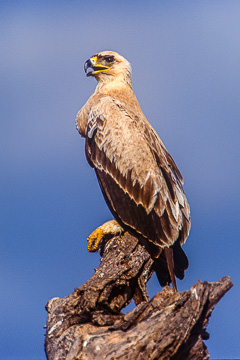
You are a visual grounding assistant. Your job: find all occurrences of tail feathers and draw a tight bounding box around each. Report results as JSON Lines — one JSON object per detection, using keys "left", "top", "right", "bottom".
{"left": 153, "top": 239, "right": 188, "bottom": 291}
{"left": 153, "top": 256, "right": 171, "bottom": 288}
{"left": 173, "top": 240, "right": 189, "bottom": 280}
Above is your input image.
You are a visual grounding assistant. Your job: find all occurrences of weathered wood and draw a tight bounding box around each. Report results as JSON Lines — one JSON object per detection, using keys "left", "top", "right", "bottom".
{"left": 45, "top": 233, "right": 233, "bottom": 360}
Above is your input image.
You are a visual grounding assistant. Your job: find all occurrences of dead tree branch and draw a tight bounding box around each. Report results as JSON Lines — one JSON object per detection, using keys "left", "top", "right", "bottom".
{"left": 45, "top": 233, "right": 233, "bottom": 360}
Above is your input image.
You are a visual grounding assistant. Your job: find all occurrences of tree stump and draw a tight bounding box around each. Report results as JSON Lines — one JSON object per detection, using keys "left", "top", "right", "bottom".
{"left": 44, "top": 233, "right": 233, "bottom": 360}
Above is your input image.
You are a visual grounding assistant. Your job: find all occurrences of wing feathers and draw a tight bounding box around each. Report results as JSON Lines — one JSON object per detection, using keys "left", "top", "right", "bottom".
{"left": 85, "top": 98, "right": 190, "bottom": 249}
{"left": 160, "top": 210, "right": 179, "bottom": 242}
{"left": 96, "top": 169, "right": 170, "bottom": 247}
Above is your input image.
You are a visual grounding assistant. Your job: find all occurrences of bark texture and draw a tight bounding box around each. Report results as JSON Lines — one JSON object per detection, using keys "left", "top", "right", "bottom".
{"left": 45, "top": 233, "right": 232, "bottom": 360}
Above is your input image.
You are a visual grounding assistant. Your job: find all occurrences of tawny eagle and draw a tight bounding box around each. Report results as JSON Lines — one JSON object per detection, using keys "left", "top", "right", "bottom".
{"left": 76, "top": 51, "right": 191, "bottom": 291}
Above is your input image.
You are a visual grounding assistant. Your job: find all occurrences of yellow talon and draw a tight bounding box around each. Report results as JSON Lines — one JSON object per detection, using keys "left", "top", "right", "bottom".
{"left": 87, "top": 228, "right": 104, "bottom": 252}
{"left": 87, "top": 220, "right": 124, "bottom": 252}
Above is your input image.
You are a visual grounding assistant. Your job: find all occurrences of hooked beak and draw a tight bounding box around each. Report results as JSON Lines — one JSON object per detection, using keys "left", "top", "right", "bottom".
{"left": 84, "top": 56, "right": 110, "bottom": 77}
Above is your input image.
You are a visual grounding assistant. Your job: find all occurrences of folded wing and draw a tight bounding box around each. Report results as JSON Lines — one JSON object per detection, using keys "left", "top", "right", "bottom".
{"left": 85, "top": 96, "right": 190, "bottom": 252}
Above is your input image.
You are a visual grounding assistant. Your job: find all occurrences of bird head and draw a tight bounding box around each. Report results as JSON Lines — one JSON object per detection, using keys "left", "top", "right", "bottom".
{"left": 84, "top": 51, "right": 132, "bottom": 85}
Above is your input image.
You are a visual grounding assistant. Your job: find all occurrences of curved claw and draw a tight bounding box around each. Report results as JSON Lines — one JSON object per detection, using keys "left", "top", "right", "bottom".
{"left": 87, "top": 220, "right": 124, "bottom": 252}
{"left": 87, "top": 228, "right": 104, "bottom": 252}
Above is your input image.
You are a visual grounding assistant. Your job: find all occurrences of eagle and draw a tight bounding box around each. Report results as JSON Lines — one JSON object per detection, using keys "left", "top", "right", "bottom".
{"left": 76, "top": 51, "right": 191, "bottom": 291}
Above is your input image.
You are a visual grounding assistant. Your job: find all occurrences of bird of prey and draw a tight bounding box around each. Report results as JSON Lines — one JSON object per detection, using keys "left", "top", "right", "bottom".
{"left": 76, "top": 51, "right": 191, "bottom": 291}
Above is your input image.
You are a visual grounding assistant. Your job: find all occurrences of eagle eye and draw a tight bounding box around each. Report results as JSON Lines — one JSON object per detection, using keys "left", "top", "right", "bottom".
{"left": 104, "top": 56, "right": 114, "bottom": 63}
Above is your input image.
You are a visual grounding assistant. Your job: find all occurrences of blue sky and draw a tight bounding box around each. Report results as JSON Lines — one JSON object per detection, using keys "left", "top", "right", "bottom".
{"left": 0, "top": 1, "right": 239, "bottom": 358}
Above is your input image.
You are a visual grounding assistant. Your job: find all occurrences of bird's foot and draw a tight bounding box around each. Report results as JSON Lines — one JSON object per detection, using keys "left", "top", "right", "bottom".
{"left": 87, "top": 220, "right": 124, "bottom": 252}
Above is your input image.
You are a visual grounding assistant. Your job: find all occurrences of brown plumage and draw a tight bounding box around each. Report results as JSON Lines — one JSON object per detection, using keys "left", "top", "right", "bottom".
{"left": 76, "top": 51, "right": 191, "bottom": 291}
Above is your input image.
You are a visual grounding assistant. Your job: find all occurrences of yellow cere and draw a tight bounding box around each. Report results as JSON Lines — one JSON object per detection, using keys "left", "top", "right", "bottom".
{"left": 90, "top": 56, "right": 110, "bottom": 74}
{"left": 90, "top": 56, "right": 98, "bottom": 65}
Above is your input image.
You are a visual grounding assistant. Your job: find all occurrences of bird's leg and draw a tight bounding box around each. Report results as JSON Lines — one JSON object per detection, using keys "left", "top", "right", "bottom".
{"left": 87, "top": 220, "right": 124, "bottom": 252}
{"left": 164, "top": 247, "right": 177, "bottom": 292}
